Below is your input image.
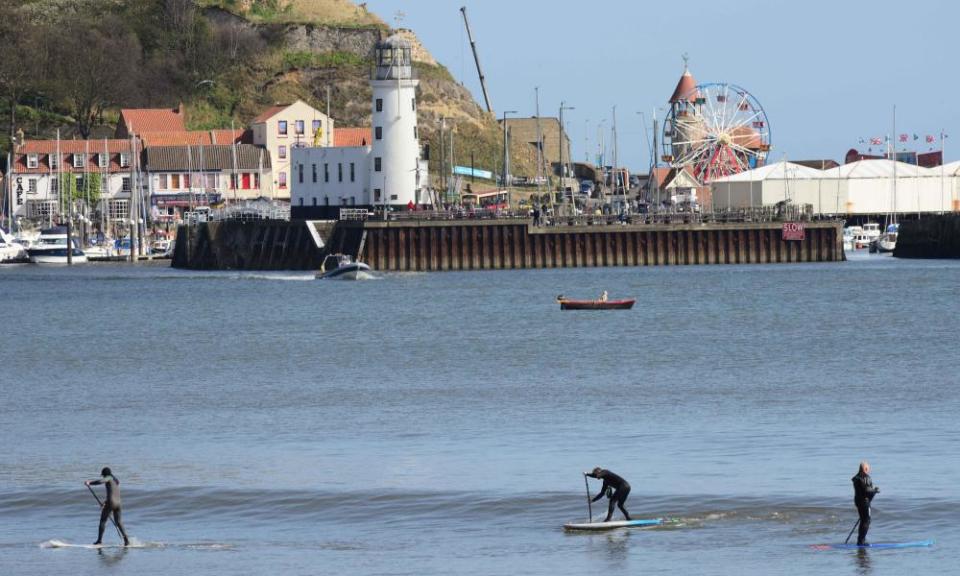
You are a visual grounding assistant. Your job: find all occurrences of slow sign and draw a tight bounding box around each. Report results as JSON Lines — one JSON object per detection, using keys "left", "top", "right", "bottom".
{"left": 782, "top": 222, "right": 805, "bottom": 241}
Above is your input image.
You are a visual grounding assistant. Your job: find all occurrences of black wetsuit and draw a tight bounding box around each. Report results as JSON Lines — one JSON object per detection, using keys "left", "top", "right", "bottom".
{"left": 591, "top": 469, "right": 632, "bottom": 522}
{"left": 89, "top": 474, "right": 129, "bottom": 545}
{"left": 852, "top": 471, "right": 879, "bottom": 545}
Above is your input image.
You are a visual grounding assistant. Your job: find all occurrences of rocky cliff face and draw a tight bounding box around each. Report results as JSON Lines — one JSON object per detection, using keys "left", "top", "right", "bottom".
{"left": 199, "top": 1, "right": 536, "bottom": 180}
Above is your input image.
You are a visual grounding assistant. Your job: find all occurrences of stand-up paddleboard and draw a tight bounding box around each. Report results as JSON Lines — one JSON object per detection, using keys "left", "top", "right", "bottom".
{"left": 42, "top": 539, "right": 146, "bottom": 550}
{"left": 564, "top": 518, "right": 663, "bottom": 531}
{"left": 811, "top": 539, "right": 934, "bottom": 551}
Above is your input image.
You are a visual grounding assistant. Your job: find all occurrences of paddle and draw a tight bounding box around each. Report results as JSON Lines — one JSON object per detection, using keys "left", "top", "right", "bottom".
{"left": 86, "top": 484, "right": 124, "bottom": 542}
{"left": 844, "top": 519, "right": 860, "bottom": 544}
{"left": 583, "top": 473, "right": 593, "bottom": 523}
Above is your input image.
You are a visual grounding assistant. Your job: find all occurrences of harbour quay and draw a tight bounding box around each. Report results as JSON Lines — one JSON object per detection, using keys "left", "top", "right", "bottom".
{"left": 171, "top": 212, "right": 843, "bottom": 271}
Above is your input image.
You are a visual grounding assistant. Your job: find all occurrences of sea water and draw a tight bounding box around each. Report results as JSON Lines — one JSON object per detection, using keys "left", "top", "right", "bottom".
{"left": 1, "top": 256, "right": 956, "bottom": 575}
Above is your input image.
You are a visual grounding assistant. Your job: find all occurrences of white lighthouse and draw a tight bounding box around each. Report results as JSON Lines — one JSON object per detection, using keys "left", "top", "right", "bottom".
{"left": 370, "top": 35, "right": 423, "bottom": 209}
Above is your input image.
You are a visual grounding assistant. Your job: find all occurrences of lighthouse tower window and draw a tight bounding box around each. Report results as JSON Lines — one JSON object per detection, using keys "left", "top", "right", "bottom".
{"left": 411, "top": 98, "right": 416, "bottom": 112}
{"left": 375, "top": 126, "right": 382, "bottom": 140}
{"left": 374, "top": 157, "right": 382, "bottom": 172}
{"left": 413, "top": 126, "right": 418, "bottom": 139}
{"left": 376, "top": 99, "right": 383, "bottom": 113}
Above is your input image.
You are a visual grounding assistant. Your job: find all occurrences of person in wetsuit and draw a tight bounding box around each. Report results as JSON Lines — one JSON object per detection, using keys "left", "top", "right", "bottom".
{"left": 852, "top": 461, "right": 879, "bottom": 546}
{"left": 587, "top": 467, "right": 631, "bottom": 522}
{"left": 85, "top": 467, "right": 130, "bottom": 546}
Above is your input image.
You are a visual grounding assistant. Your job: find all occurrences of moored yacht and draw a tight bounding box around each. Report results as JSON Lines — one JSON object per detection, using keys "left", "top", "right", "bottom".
{"left": 27, "top": 227, "right": 88, "bottom": 264}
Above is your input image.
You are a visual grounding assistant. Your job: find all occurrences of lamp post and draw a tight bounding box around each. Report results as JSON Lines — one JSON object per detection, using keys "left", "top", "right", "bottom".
{"left": 559, "top": 102, "right": 574, "bottom": 208}
{"left": 501, "top": 110, "right": 517, "bottom": 189}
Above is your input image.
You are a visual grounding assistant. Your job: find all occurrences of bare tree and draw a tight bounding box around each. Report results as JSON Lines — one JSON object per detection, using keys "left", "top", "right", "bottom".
{"left": 0, "top": 5, "right": 37, "bottom": 145}
{"left": 52, "top": 18, "right": 141, "bottom": 138}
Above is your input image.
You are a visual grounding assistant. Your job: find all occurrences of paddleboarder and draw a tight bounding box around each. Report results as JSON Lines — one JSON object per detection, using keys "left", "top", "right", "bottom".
{"left": 852, "top": 461, "right": 879, "bottom": 546}
{"left": 587, "top": 467, "right": 631, "bottom": 522}
{"left": 84, "top": 467, "right": 130, "bottom": 546}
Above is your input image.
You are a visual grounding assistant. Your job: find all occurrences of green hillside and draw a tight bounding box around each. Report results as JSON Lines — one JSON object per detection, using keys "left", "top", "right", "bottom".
{"left": 0, "top": 0, "right": 536, "bottom": 180}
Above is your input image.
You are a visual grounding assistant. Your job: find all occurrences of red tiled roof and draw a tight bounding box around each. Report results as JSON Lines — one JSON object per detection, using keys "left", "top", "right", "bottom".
{"left": 119, "top": 107, "right": 185, "bottom": 134}
{"left": 669, "top": 67, "right": 699, "bottom": 103}
{"left": 252, "top": 105, "right": 289, "bottom": 124}
{"left": 14, "top": 139, "right": 139, "bottom": 174}
{"left": 139, "top": 129, "right": 252, "bottom": 147}
{"left": 334, "top": 127, "right": 372, "bottom": 147}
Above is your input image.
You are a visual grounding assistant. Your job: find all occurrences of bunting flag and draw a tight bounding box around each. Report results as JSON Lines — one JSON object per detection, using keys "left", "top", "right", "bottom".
{"left": 858, "top": 137, "right": 865, "bottom": 144}
{"left": 926, "top": 135, "right": 935, "bottom": 143}
{"left": 870, "top": 137, "right": 882, "bottom": 145}
{"left": 899, "top": 134, "right": 908, "bottom": 142}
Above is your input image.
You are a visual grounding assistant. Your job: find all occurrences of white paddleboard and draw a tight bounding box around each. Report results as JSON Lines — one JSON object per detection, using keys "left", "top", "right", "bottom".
{"left": 563, "top": 518, "right": 663, "bottom": 531}
{"left": 43, "top": 539, "right": 143, "bottom": 549}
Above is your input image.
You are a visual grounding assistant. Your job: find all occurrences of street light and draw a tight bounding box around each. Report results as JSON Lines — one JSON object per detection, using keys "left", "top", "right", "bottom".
{"left": 559, "top": 102, "right": 575, "bottom": 205}
{"left": 501, "top": 110, "right": 517, "bottom": 188}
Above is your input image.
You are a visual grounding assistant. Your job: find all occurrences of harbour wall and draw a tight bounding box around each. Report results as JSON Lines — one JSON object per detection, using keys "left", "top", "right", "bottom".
{"left": 172, "top": 219, "right": 844, "bottom": 270}
{"left": 357, "top": 220, "right": 844, "bottom": 271}
{"left": 894, "top": 215, "right": 960, "bottom": 259}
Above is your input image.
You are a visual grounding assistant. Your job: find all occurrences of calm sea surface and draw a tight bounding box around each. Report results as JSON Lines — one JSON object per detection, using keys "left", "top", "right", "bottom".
{"left": 1, "top": 254, "right": 957, "bottom": 575}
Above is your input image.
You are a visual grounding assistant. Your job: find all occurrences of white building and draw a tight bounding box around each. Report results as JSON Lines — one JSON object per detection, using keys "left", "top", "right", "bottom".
{"left": 291, "top": 35, "right": 428, "bottom": 219}
{"left": 144, "top": 144, "right": 272, "bottom": 221}
{"left": 711, "top": 159, "right": 960, "bottom": 216}
{"left": 8, "top": 139, "right": 140, "bottom": 224}
{"left": 251, "top": 100, "right": 333, "bottom": 201}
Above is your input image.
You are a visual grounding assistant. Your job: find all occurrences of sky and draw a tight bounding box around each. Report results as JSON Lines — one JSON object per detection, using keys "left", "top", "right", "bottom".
{"left": 363, "top": 0, "right": 957, "bottom": 172}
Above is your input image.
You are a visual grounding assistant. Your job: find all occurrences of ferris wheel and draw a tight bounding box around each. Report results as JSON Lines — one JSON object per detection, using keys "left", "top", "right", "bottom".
{"left": 662, "top": 82, "right": 771, "bottom": 183}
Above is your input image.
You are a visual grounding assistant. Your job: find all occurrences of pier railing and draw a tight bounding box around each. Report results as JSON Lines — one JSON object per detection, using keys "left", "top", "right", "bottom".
{"left": 366, "top": 205, "right": 826, "bottom": 226}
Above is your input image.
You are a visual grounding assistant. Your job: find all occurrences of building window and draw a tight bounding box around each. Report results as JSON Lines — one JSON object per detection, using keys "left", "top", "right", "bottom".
{"left": 158, "top": 174, "right": 166, "bottom": 190}
{"left": 50, "top": 178, "right": 59, "bottom": 196}
{"left": 350, "top": 196, "right": 355, "bottom": 205}
{"left": 279, "top": 145, "right": 287, "bottom": 160}
{"left": 350, "top": 162, "right": 355, "bottom": 182}
{"left": 295, "top": 120, "right": 305, "bottom": 135}
{"left": 324, "top": 163, "right": 329, "bottom": 182}
{"left": 73, "top": 153, "right": 85, "bottom": 168}
{"left": 374, "top": 188, "right": 381, "bottom": 202}
{"left": 312, "top": 119, "right": 322, "bottom": 135}
{"left": 374, "top": 157, "right": 382, "bottom": 172}
{"left": 312, "top": 197, "right": 317, "bottom": 206}
{"left": 412, "top": 98, "right": 416, "bottom": 111}
{"left": 413, "top": 126, "right": 418, "bottom": 139}
{"left": 278, "top": 120, "right": 288, "bottom": 136}
{"left": 341, "top": 198, "right": 347, "bottom": 206}
{"left": 298, "top": 163, "right": 304, "bottom": 183}
{"left": 325, "top": 196, "right": 329, "bottom": 206}
{"left": 254, "top": 173, "right": 260, "bottom": 188}
{"left": 184, "top": 174, "right": 191, "bottom": 189}
{"left": 26, "top": 154, "right": 39, "bottom": 169}
{"left": 376, "top": 98, "right": 383, "bottom": 112}
{"left": 390, "top": 194, "right": 398, "bottom": 201}
{"left": 171, "top": 174, "right": 181, "bottom": 189}
{"left": 299, "top": 197, "right": 303, "bottom": 206}
{"left": 108, "top": 199, "right": 129, "bottom": 221}
{"left": 49, "top": 154, "right": 59, "bottom": 169}
{"left": 375, "top": 126, "right": 382, "bottom": 140}
{"left": 279, "top": 171, "right": 287, "bottom": 188}
{"left": 29, "top": 179, "right": 37, "bottom": 194}
{"left": 119, "top": 153, "right": 130, "bottom": 168}
{"left": 122, "top": 177, "right": 131, "bottom": 192}
{"left": 312, "top": 163, "right": 317, "bottom": 183}
{"left": 338, "top": 163, "right": 343, "bottom": 182}
{"left": 98, "top": 153, "right": 108, "bottom": 168}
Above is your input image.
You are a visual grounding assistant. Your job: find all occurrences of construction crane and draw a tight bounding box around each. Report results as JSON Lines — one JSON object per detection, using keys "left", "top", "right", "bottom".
{"left": 460, "top": 6, "right": 493, "bottom": 114}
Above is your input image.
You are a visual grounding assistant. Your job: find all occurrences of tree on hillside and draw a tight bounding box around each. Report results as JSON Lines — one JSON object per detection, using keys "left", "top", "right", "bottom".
{"left": 50, "top": 17, "right": 141, "bottom": 138}
{"left": 0, "top": 5, "right": 38, "bottom": 146}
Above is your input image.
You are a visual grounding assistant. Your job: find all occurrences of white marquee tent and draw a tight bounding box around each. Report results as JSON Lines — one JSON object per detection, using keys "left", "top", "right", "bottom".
{"left": 711, "top": 159, "right": 959, "bottom": 215}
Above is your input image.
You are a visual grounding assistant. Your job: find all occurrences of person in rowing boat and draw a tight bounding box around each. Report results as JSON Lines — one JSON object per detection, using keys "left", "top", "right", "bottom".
{"left": 84, "top": 467, "right": 130, "bottom": 546}
{"left": 587, "top": 467, "right": 631, "bottom": 522}
{"left": 852, "top": 461, "right": 879, "bottom": 546}
{"left": 598, "top": 291, "right": 608, "bottom": 303}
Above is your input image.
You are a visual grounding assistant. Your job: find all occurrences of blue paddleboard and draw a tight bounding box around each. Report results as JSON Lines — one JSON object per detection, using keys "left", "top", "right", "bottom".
{"left": 811, "top": 539, "right": 934, "bottom": 551}
{"left": 563, "top": 518, "right": 663, "bottom": 531}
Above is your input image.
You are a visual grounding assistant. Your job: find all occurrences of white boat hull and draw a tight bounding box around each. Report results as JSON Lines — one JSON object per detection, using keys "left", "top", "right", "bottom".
{"left": 30, "top": 253, "right": 89, "bottom": 265}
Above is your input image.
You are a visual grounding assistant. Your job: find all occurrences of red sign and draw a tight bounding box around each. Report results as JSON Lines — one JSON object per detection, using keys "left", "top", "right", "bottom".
{"left": 782, "top": 222, "right": 805, "bottom": 241}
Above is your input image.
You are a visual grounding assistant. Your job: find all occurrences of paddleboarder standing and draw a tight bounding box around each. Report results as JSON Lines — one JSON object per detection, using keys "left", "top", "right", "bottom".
{"left": 85, "top": 467, "right": 130, "bottom": 546}
{"left": 852, "top": 461, "right": 879, "bottom": 546}
{"left": 587, "top": 467, "right": 632, "bottom": 522}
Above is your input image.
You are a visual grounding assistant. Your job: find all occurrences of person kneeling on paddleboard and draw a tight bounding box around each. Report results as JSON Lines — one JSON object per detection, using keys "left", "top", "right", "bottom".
{"left": 587, "top": 467, "right": 631, "bottom": 522}
{"left": 85, "top": 467, "right": 130, "bottom": 546}
{"left": 852, "top": 461, "right": 879, "bottom": 546}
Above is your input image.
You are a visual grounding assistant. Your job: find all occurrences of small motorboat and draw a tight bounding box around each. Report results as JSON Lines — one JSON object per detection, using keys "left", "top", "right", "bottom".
{"left": 556, "top": 294, "right": 635, "bottom": 310}
{"left": 316, "top": 253, "right": 372, "bottom": 280}
{"left": 27, "top": 227, "right": 88, "bottom": 264}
